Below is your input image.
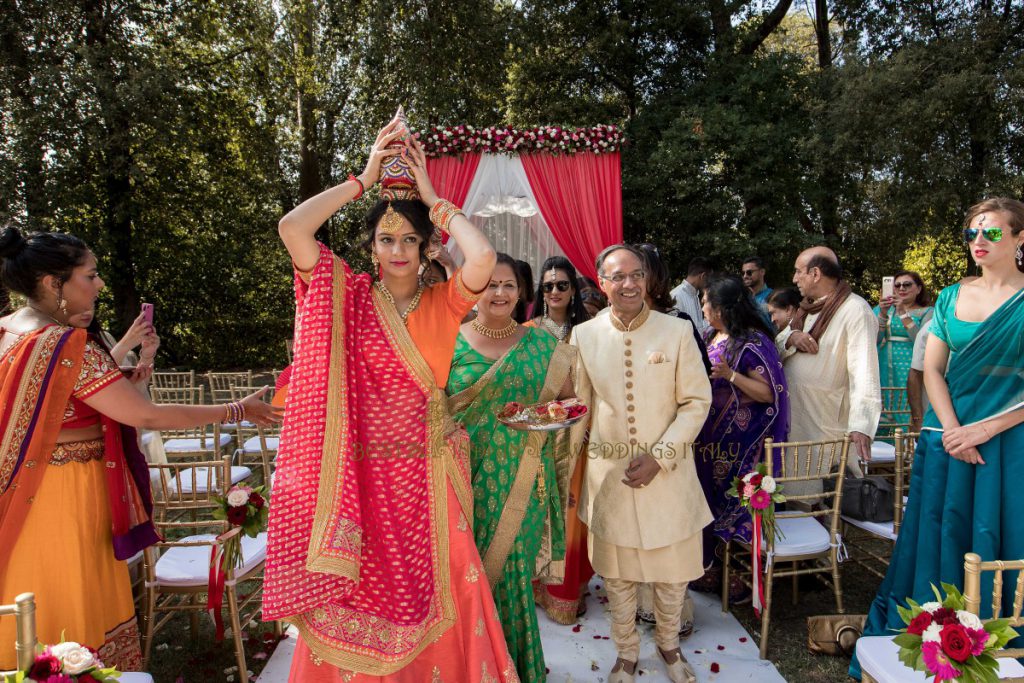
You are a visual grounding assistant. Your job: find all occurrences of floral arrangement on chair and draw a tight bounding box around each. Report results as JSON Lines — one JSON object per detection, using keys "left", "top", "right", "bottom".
{"left": 726, "top": 463, "right": 786, "bottom": 615}
{"left": 207, "top": 483, "right": 269, "bottom": 640}
{"left": 894, "top": 583, "right": 1019, "bottom": 682}
{"left": 5, "top": 640, "right": 120, "bottom": 682}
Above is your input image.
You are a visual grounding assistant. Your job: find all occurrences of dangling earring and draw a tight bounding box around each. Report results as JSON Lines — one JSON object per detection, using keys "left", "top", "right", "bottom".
{"left": 1017, "top": 243, "right": 1023, "bottom": 267}
{"left": 370, "top": 252, "right": 379, "bottom": 277}
{"left": 57, "top": 287, "right": 67, "bottom": 316}
{"left": 543, "top": 301, "right": 549, "bottom": 318}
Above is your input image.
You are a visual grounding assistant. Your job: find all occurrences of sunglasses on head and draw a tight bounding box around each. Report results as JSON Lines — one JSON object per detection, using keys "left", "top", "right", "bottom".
{"left": 963, "top": 227, "right": 1003, "bottom": 243}
{"left": 542, "top": 280, "right": 572, "bottom": 293}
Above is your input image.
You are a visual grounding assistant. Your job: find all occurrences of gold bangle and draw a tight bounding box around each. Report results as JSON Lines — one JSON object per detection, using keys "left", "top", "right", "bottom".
{"left": 429, "top": 199, "right": 464, "bottom": 235}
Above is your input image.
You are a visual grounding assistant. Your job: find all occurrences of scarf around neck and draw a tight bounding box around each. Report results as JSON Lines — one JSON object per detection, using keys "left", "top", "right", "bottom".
{"left": 790, "top": 280, "right": 853, "bottom": 342}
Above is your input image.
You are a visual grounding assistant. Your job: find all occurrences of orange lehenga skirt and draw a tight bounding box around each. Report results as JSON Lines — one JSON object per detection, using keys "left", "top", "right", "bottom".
{"left": 287, "top": 480, "right": 519, "bottom": 683}
{"left": 0, "top": 440, "right": 142, "bottom": 671}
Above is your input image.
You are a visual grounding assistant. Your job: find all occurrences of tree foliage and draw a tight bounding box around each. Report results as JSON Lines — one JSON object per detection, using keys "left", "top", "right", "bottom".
{"left": 2, "top": 0, "right": 1021, "bottom": 368}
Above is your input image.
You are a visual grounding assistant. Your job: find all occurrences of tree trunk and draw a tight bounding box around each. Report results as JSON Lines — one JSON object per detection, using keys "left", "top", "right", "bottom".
{"left": 294, "top": 0, "right": 322, "bottom": 204}
{"left": 814, "top": 0, "right": 832, "bottom": 69}
{"left": 83, "top": 0, "right": 139, "bottom": 332}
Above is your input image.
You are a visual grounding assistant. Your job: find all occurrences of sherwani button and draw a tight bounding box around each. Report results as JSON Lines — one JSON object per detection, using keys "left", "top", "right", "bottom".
{"left": 626, "top": 382, "right": 633, "bottom": 389}
{"left": 628, "top": 417, "right": 635, "bottom": 423}
{"left": 624, "top": 349, "right": 632, "bottom": 357}
{"left": 624, "top": 339, "right": 632, "bottom": 346}
{"left": 625, "top": 360, "right": 632, "bottom": 367}
{"left": 625, "top": 371, "right": 633, "bottom": 377}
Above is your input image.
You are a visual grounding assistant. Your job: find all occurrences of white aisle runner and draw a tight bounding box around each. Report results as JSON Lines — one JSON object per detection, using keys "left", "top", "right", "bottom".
{"left": 256, "top": 578, "right": 786, "bottom": 682}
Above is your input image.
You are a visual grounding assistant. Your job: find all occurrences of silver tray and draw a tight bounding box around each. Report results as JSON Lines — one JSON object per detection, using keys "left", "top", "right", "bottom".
{"left": 497, "top": 411, "right": 587, "bottom": 432}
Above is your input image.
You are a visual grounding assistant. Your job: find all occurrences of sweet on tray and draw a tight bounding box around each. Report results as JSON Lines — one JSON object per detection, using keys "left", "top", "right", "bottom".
{"left": 497, "top": 398, "right": 588, "bottom": 430}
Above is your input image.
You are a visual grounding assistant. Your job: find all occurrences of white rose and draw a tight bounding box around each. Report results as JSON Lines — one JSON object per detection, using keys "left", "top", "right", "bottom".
{"left": 957, "top": 610, "right": 984, "bottom": 630}
{"left": 742, "top": 472, "right": 756, "bottom": 483}
{"left": 227, "top": 489, "right": 250, "bottom": 507}
{"left": 922, "top": 623, "right": 943, "bottom": 643}
{"left": 920, "top": 601, "right": 941, "bottom": 613}
{"left": 761, "top": 476, "right": 777, "bottom": 493}
{"left": 50, "top": 643, "right": 97, "bottom": 675}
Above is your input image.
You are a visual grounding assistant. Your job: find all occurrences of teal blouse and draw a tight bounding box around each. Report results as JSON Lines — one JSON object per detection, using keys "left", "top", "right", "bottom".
{"left": 929, "top": 283, "right": 983, "bottom": 354}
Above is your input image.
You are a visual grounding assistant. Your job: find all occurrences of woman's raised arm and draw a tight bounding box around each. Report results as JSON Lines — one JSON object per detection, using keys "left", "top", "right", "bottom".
{"left": 279, "top": 119, "right": 405, "bottom": 271}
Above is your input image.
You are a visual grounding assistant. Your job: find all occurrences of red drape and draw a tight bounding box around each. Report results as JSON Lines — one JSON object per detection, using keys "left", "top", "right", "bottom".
{"left": 426, "top": 153, "right": 481, "bottom": 207}
{"left": 520, "top": 151, "right": 623, "bottom": 282}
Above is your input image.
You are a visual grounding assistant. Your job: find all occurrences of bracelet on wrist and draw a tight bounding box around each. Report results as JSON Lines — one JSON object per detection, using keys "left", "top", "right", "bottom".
{"left": 347, "top": 173, "right": 365, "bottom": 199}
{"left": 729, "top": 370, "right": 737, "bottom": 383}
{"left": 429, "top": 198, "right": 464, "bottom": 236}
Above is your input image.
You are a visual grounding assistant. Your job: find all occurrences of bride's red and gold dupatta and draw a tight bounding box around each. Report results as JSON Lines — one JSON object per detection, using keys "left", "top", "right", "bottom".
{"left": 265, "top": 244, "right": 517, "bottom": 681}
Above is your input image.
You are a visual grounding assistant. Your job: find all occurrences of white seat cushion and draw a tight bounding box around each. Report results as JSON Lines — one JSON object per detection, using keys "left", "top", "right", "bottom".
{"left": 155, "top": 533, "right": 267, "bottom": 586}
{"left": 119, "top": 675, "right": 155, "bottom": 683}
{"left": 857, "top": 635, "right": 1024, "bottom": 682}
{"left": 219, "top": 420, "right": 256, "bottom": 433}
{"left": 163, "top": 433, "right": 233, "bottom": 452}
{"left": 242, "top": 435, "right": 279, "bottom": 453}
{"left": 867, "top": 441, "right": 897, "bottom": 463}
{"left": 167, "top": 466, "right": 252, "bottom": 494}
{"left": 765, "top": 515, "right": 832, "bottom": 557}
{"left": 842, "top": 515, "right": 897, "bottom": 541}
{"left": 125, "top": 549, "right": 144, "bottom": 566}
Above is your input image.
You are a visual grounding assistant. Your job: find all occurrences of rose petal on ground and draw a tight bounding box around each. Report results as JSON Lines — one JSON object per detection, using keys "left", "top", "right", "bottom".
{"left": 711, "top": 662, "right": 720, "bottom": 673}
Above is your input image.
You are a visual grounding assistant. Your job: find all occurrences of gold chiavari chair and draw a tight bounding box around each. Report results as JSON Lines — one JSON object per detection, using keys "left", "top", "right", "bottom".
{"left": 841, "top": 429, "right": 918, "bottom": 579}
{"left": 230, "top": 385, "right": 279, "bottom": 487}
{"left": 142, "top": 456, "right": 267, "bottom": 683}
{"left": 151, "top": 370, "right": 196, "bottom": 390}
{"left": 722, "top": 435, "right": 851, "bottom": 659}
{"left": 206, "top": 371, "right": 254, "bottom": 405}
{"left": 0, "top": 593, "right": 35, "bottom": 676}
{"left": 857, "top": 553, "right": 1024, "bottom": 682}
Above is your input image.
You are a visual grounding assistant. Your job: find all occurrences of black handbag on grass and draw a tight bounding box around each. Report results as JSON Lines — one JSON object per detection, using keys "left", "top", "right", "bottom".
{"left": 840, "top": 475, "right": 895, "bottom": 522}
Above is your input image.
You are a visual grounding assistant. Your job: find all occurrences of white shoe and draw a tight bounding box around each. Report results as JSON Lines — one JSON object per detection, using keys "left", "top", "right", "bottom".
{"left": 659, "top": 648, "right": 697, "bottom": 683}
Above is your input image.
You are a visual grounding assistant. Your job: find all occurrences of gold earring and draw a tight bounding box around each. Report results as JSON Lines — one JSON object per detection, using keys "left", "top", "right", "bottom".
{"left": 371, "top": 252, "right": 379, "bottom": 271}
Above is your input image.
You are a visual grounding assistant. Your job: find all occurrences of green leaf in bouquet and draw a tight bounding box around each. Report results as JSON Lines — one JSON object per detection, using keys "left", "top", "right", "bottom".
{"left": 939, "top": 582, "right": 965, "bottom": 608}
{"left": 893, "top": 632, "right": 922, "bottom": 649}
{"left": 896, "top": 603, "right": 914, "bottom": 624}
{"left": 896, "top": 641, "right": 919, "bottom": 669}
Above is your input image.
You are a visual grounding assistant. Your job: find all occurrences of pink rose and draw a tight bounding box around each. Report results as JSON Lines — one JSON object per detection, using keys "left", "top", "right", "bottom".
{"left": 742, "top": 483, "right": 757, "bottom": 498}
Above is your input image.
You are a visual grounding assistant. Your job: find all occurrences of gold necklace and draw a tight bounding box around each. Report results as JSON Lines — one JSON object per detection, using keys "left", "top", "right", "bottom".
{"left": 471, "top": 318, "right": 518, "bottom": 339}
{"left": 375, "top": 281, "right": 424, "bottom": 322}
{"left": 27, "top": 305, "right": 65, "bottom": 327}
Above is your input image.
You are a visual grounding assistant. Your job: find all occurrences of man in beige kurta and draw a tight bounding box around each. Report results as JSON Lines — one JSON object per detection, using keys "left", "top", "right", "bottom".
{"left": 572, "top": 245, "right": 712, "bottom": 683}
{"left": 778, "top": 247, "right": 882, "bottom": 496}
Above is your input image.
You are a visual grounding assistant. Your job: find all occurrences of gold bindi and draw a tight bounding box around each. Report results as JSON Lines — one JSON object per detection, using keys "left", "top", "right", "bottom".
{"left": 379, "top": 203, "right": 404, "bottom": 235}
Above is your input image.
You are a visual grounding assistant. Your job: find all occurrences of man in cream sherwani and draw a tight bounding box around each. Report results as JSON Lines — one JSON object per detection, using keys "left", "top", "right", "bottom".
{"left": 572, "top": 244, "right": 712, "bottom": 683}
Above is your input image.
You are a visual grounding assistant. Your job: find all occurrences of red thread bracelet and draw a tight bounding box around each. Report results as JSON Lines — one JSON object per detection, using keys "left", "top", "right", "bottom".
{"left": 348, "top": 174, "right": 365, "bottom": 199}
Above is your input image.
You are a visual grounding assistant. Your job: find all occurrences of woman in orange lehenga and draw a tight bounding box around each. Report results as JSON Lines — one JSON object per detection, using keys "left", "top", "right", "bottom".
{"left": 264, "top": 116, "right": 518, "bottom": 682}
{"left": 0, "top": 229, "right": 280, "bottom": 671}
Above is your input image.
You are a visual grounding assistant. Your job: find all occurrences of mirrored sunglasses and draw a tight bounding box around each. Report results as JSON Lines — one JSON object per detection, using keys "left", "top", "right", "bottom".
{"left": 963, "top": 227, "right": 1003, "bottom": 243}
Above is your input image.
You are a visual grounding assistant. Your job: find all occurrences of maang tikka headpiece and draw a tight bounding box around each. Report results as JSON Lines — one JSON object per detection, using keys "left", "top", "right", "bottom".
{"left": 377, "top": 105, "right": 419, "bottom": 235}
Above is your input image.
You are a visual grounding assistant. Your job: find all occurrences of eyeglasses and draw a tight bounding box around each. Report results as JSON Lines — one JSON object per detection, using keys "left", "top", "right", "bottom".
{"left": 542, "top": 280, "right": 572, "bottom": 293}
{"left": 963, "top": 227, "right": 1003, "bottom": 243}
{"left": 741, "top": 269, "right": 761, "bottom": 276}
{"left": 893, "top": 281, "right": 915, "bottom": 290}
{"left": 600, "top": 270, "right": 646, "bottom": 285}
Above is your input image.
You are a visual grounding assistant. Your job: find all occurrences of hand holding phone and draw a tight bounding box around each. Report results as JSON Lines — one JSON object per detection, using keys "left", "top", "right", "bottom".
{"left": 881, "top": 277, "right": 894, "bottom": 301}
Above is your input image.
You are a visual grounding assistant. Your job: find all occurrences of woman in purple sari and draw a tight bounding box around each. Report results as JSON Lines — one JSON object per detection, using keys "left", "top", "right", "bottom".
{"left": 692, "top": 276, "right": 789, "bottom": 598}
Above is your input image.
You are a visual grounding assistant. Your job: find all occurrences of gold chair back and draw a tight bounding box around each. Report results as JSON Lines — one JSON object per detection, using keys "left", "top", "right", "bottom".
{"left": 231, "top": 386, "right": 279, "bottom": 484}
{"left": 892, "top": 429, "right": 919, "bottom": 536}
{"left": 151, "top": 386, "right": 204, "bottom": 406}
{"left": 206, "top": 371, "right": 253, "bottom": 405}
{"left": 0, "top": 592, "right": 36, "bottom": 675}
{"left": 964, "top": 552, "right": 1024, "bottom": 659}
{"left": 151, "top": 370, "right": 196, "bottom": 389}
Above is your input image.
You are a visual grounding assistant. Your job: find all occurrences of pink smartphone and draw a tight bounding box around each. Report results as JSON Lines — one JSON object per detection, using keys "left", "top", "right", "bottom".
{"left": 141, "top": 303, "right": 154, "bottom": 325}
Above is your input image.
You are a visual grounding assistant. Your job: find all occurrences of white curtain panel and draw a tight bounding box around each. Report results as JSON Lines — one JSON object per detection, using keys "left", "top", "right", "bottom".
{"left": 446, "top": 154, "right": 565, "bottom": 282}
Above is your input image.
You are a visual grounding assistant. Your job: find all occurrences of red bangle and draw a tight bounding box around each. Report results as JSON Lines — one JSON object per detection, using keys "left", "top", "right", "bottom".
{"left": 347, "top": 174, "right": 365, "bottom": 199}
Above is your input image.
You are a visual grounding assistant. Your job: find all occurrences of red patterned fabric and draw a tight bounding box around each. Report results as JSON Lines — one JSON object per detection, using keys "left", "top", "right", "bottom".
{"left": 264, "top": 244, "right": 461, "bottom": 674}
{"left": 519, "top": 151, "right": 623, "bottom": 281}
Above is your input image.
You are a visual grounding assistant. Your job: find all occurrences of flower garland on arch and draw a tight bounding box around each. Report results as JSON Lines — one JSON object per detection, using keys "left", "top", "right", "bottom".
{"left": 413, "top": 124, "right": 624, "bottom": 157}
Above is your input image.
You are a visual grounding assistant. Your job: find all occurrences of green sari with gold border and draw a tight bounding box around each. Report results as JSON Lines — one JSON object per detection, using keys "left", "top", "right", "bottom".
{"left": 446, "top": 328, "right": 576, "bottom": 683}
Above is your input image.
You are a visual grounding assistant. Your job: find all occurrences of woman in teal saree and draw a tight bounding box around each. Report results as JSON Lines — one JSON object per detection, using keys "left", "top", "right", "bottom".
{"left": 851, "top": 198, "right": 1024, "bottom": 678}
{"left": 447, "top": 254, "right": 578, "bottom": 683}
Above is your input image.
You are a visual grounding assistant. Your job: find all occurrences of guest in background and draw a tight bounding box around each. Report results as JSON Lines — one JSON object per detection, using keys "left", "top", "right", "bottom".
{"left": 422, "top": 258, "right": 448, "bottom": 287}
{"left": 780, "top": 247, "right": 881, "bottom": 494}
{"left": 578, "top": 276, "right": 607, "bottom": 317}
{"left": 447, "top": 253, "right": 576, "bottom": 682}
{"left": 691, "top": 277, "right": 789, "bottom": 599}
{"left": 513, "top": 258, "right": 535, "bottom": 323}
{"left": 527, "top": 255, "right": 589, "bottom": 342}
{"left": 670, "top": 257, "right": 711, "bottom": 334}
{"left": 851, "top": 199, "right": 1024, "bottom": 677}
{"left": 638, "top": 243, "right": 710, "bottom": 377}
{"left": 766, "top": 287, "right": 802, "bottom": 337}
{"left": 0, "top": 227, "right": 280, "bottom": 671}
{"left": 741, "top": 256, "right": 775, "bottom": 330}
{"left": 907, "top": 324, "right": 930, "bottom": 433}
{"left": 874, "top": 270, "right": 932, "bottom": 413}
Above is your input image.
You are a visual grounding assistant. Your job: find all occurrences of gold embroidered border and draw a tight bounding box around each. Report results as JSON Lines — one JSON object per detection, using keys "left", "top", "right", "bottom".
{"left": 49, "top": 439, "right": 105, "bottom": 466}
{"left": 445, "top": 340, "right": 520, "bottom": 416}
{"left": 453, "top": 269, "right": 484, "bottom": 303}
{"left": 480, "top": 341, "right": 574, "bottom": 588}
{"left": 307, "top": 255, "right": 358, "bottom": 580}
{"left": 74, "top": 368, "right": 122, "bottom": 399}
{"left": 0, "top": 327, "right": 67, "bottom": 491}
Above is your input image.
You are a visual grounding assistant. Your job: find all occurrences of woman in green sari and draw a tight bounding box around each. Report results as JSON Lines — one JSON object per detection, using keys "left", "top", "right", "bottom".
{"left": 874, "top": 270, "right": 932, "bottom": 414}
{"left": 447, "top": 253, "right": 578, "bottom": 683}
